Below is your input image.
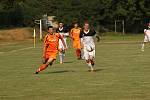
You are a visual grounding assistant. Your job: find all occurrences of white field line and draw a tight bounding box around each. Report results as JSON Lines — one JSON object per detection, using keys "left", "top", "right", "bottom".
{"left": 101, "top": 41, "right": 142, "bottom": 44}
{"left": 0, "top": 42, "right": 19, "bottom": 46}
{"left": 0, "top": 52, "right": 4, "bottom": 54}
{"left": 0, "top": 46, "right": 42, "bottom": 54}
{"left": 9, "top": 47, "right": 34, "bottom": 53}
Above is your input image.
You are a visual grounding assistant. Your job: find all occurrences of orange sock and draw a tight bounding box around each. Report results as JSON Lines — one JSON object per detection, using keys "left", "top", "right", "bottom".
{"left": 76, "top": 49, "right": 81, "bottom": 58}
{"left": 36, "top": 64, "right": 49, "bottom": 72}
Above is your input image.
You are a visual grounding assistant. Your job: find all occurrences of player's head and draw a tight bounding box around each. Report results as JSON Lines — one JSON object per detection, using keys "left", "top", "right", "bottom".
{"left": 83, "top": 22, "right": 90, "bottom": 31}
{"left": 58, "top": 22, "right": 64, "bottom": 28}
{"left": 148, "top": 22, "right": 150, "bottom": 28}
{"left": 47, "top": 26, "right": 53, "bottom": 34}
{"left": 74, "top": 22, "right": 78, "bottom": 28}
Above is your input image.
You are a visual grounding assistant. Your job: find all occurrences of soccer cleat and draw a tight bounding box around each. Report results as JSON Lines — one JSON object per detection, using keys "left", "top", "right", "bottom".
{"left": 77, "top": 57, "right": 82, "bottom": 60}
{"left": 141, "top": 49, "right": 144, "bottom": 52}
{"left": 60, "top": 62, "right": 63, "bottom": 64}
{"left": 35, "top": 71, "right": 39, "bottom": 74}
{"left": 49, "top": 62, "right": 53, "bottom": 66}
{"left": 91, "top": 62, "right": 95, "bottom": 66}
{"left": 88, "top": 69, "right": 95, "bottom": 72}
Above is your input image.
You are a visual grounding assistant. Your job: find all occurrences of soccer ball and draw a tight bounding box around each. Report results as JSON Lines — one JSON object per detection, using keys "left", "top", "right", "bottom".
{"left": 86, "top": 44, "right": 94, "bottom": 52}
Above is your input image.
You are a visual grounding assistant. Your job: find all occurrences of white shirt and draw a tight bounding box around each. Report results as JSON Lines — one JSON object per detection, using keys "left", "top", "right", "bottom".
{"left": 144, "top": 29, "right": 150, "bottom": 35}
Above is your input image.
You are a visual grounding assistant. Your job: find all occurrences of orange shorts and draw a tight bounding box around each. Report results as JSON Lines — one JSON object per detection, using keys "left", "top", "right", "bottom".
{"left": 45, "top": 51, "right": 58, "bottom": 60}
{"left": 73, "top": 40, "right": 81, "bottom": 49}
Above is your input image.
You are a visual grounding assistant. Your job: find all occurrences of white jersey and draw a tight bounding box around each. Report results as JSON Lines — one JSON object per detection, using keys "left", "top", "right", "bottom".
{"left": 80, "top": 29, "right": 96, "bottom": 60}
{"left": 56, "top": 27, "right": 69, "bottom": 49}
{"left": 144, "top": 29, "right": 150, "bottom": 35}
{"left": 57, "top": 27, "right": 69, "bottom": 38}
{"left": 82, "top": 36, "right": 94, "bottom": 45}
{"left": 144, "top": 28, "right": 150, "bottom": 42}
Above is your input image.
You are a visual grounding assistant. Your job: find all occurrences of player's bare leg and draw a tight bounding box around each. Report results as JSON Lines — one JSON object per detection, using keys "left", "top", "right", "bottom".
{"left": 141, "top": 42, "right": 145, "bottom": 51}
{"left": 141, "top": 42, "right": 148, "bottom": 52}
{"left": 35, "top": 58, "right": 55, "bottom": 74}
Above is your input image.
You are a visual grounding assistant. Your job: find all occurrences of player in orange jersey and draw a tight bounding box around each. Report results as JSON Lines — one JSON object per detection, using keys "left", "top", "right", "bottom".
{"left": 35, "top": 26, "right": 67, "bottom": 74}
{"left": 70, "top": 22, "right": 82, "bottom": 59}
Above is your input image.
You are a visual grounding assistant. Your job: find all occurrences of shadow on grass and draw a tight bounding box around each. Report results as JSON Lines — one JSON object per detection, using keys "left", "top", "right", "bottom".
{"left": 63, "top": 61, "right": 74, "bottom": 63}
{"left": 55, "top": 61, "right": 74, "bottom": 64}
{"left": 95, "top": 69, "right": 103, "bottom": 72}
{"left": 41, "top": 69, "right": 103, "bottom": 74}
{"left": 45, "top": 70, "right": 76, "bottom": 74}
{"left": 87, "top": 69, "right": 103, "bottom": 72}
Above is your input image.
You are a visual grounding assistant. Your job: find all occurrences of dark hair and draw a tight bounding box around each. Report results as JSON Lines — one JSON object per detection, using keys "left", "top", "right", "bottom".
{"left": 84, "top": 22, "right": 89, "bottom": 25}
{"left": 59, "top": 21, "right": 63, "bottom": 24}
{"left": 47, "top": 26, "right": 53, "bottom": 30}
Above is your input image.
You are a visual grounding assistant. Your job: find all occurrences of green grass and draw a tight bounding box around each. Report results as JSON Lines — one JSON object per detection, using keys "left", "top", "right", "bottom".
{"left": 0, "top": 34, "right": 150, "bottom": 100}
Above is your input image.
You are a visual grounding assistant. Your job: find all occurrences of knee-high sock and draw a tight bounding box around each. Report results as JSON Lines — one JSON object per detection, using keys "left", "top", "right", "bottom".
{"left": 59, "top": 52, "right": 65, "bottom": 63}
{"left": 81, "top": 49, "right": 84, "bottom": 59}
{"left": 36, "top": 64, "right": 49, "bottom": 72}
{"left": 76, "top": 49, "right": 81, "bottom": 58}
{"left": 141, "top": 43, "right": 145, "bottom": 50}
{"left": 86, "top": 60, "right": 93, "bottom": 70}
{"left": 87, "top": 62, "right": 94, "bottom": 71}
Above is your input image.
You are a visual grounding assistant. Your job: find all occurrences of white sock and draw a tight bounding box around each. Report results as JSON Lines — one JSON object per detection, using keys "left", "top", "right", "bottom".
{"left": 141, "top": 43, "right": 145, "bottom": 50}
{"left": 62, "top": 53, "right": 65, "bottom": 62}
{"left": 87, "top": 63, "right": 94, "bottom": 71}
{"left": 59, "top": 52, "right": 63, "bottom": 63}
{"left": 81, "top": 49, "right": 85, "bottom": 59}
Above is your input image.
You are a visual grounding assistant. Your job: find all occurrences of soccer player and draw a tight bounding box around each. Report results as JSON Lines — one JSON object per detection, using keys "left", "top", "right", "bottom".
{"left": 70, "top": 22, "right": 82, "bottom": 59}
{"left": 35, "top": 26, "right": 67, "bottom": 74}
{"left": 80, "top": 22, "right": 96, "bottom": 72}
{"left": 141, "top": 22, "right": 150, "bottom": 51}
{"left": 56, "top": 22, "right": 69, "bottom": 64}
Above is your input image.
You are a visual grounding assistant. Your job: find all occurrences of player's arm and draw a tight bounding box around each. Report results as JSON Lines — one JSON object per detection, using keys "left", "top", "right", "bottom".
{"left": 42, "top": 36, "right": 48, "bottom": 58}
{"left": 92, "top": 30, "right": 100, "bottom": 42}
{"left": 92, "top": 29, "right": 96, "bottom": 36}
{"left": 63, "top": 28, "right": 69, "bottom": 37}
{"left": 144, "top": 29, "right": 147, "bottom": 36}
{"left": 42, "top": 45, "right": 47, "bottom": 58}
{"left": 79, "top": 32, "right": 84, "bottom": 48}
{"left": 94, "top": 30, "right": 100, "bottom": 42}
{"left": 69, "top": 29, "right": 73, "bottom": 38}
{"left": 69, "top": 29, "right": 74, "bottom": 41}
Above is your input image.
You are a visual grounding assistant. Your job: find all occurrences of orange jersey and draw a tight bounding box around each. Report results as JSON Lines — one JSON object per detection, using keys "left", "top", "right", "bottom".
{"left": 70, "top": 27, "right": 81, "bottom": 49}
{"left": 70, "top": 27, "right": 81, "bottom": 41}
{"left": 44, "top": 33, "right": 62, "bottom": 52}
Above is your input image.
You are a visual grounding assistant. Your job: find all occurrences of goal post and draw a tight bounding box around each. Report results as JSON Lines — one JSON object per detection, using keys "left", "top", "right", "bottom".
{"left": 34, "top": 18, "right": 53, "bottom": 41}
{"left": 115, "top": 20, "right": 125, "bottom": 35}
{"left": 34, "top": 19, "right": 43, "bottom": 41}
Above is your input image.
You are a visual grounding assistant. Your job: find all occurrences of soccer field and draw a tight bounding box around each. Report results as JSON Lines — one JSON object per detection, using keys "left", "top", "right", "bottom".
{"left": 0, "top": 35, "right": 150, "bottom": 100}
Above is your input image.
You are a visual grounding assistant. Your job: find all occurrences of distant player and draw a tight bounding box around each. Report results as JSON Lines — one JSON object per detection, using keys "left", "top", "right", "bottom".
{"left": 141, "top": 22, "right": 150, "bottom": 51}
{"left": 70, "top": 22, "right": 82, "bottom": 59}
{"left": 35, "top": 26, "right": 67, "bottom": 74}
{"left": 56, "top": 22, "right": 69, "bottom": 64}
{"left": 80, "top": 22, "right": 96, "bottom": 72}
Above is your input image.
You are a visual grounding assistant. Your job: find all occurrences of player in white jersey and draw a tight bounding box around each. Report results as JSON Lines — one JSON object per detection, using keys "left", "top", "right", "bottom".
{"left": 141, "top": 23, "right": 150, "bottom": 51}
{"left": 80, "top": 22, "right": 96, "bottom": 72}
{"left": 56, "top": 22, "right": 69, "bottom": 63}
